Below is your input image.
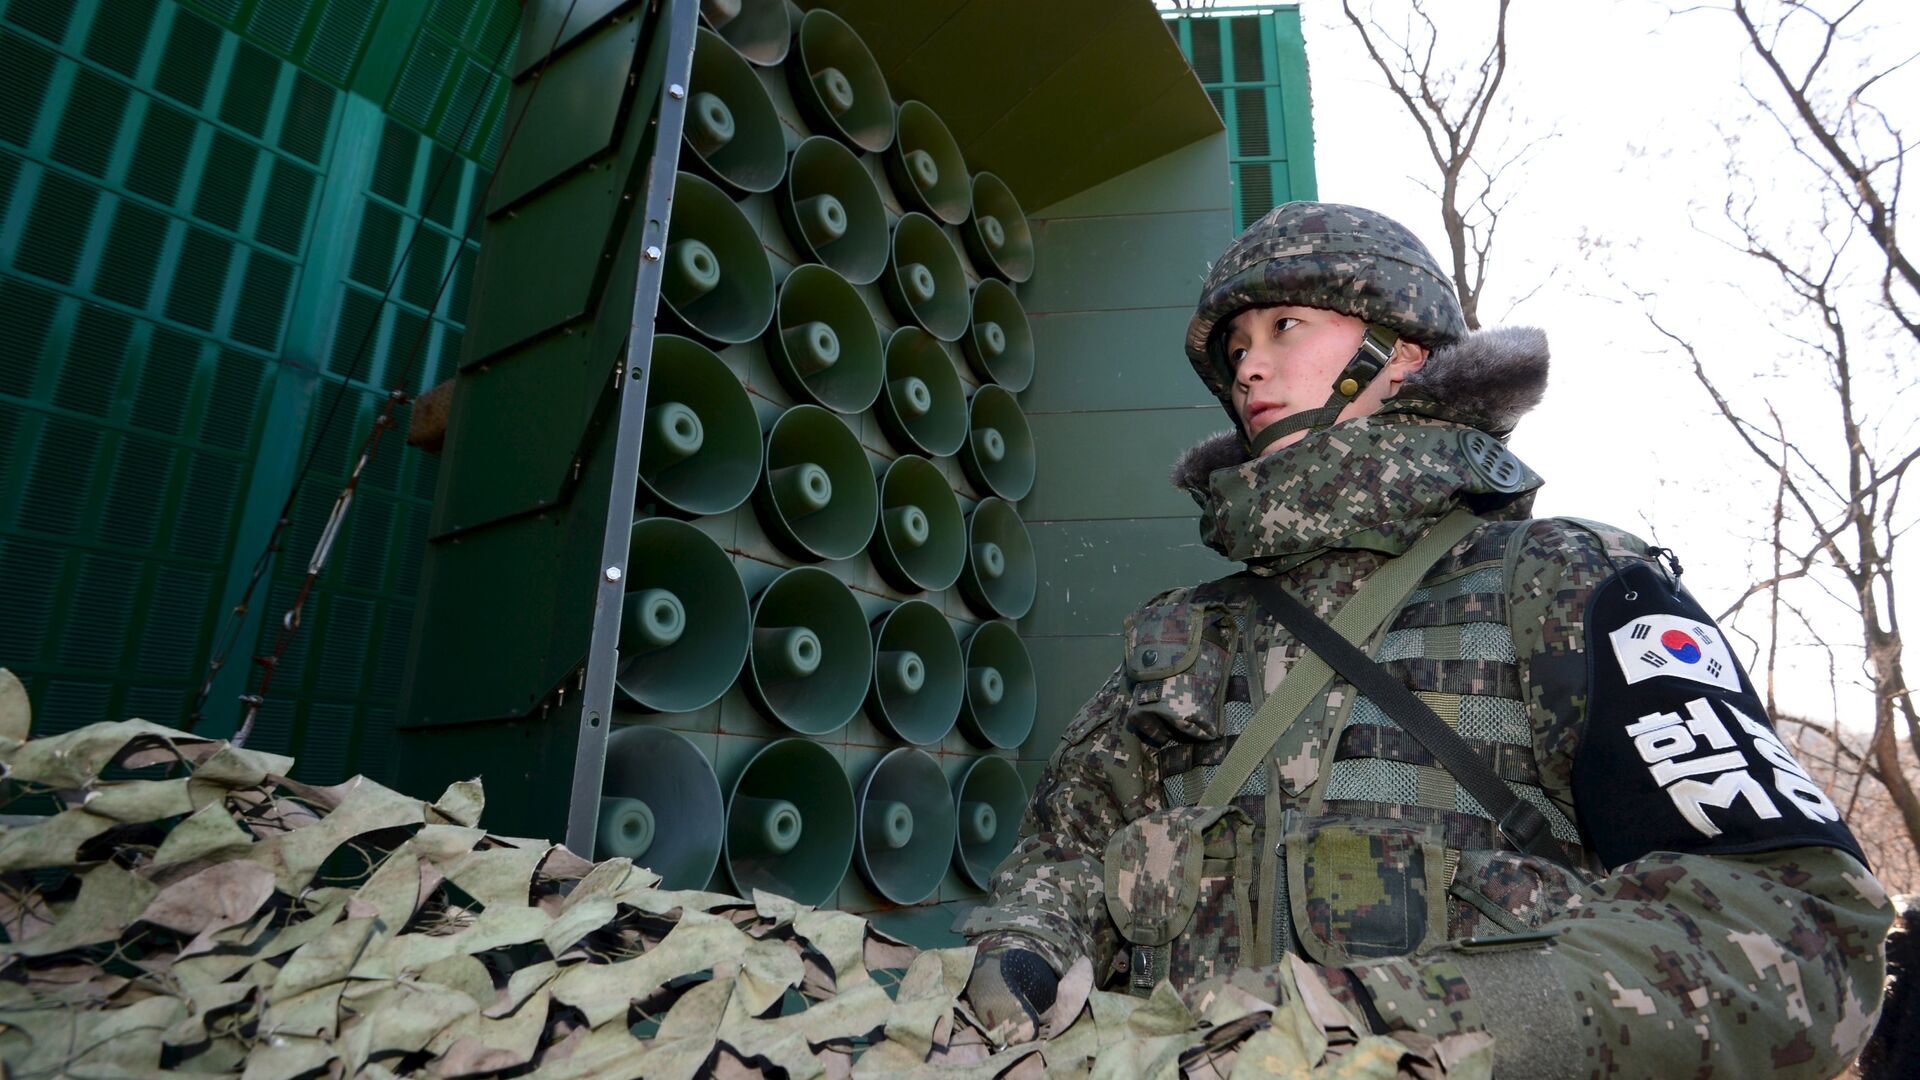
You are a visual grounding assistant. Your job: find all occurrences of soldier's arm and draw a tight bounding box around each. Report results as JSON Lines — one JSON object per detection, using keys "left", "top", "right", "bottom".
{"left": 959, "top": 665, "right": 1160, "bottom": 983}
{"left": 1335, "top": 521, "right": 1892, "bottom": 1078}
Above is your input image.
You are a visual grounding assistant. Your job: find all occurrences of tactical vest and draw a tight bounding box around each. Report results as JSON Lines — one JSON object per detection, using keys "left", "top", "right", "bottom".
{"left": 1102, "top": 519, "right": 1598, "bottom": 993}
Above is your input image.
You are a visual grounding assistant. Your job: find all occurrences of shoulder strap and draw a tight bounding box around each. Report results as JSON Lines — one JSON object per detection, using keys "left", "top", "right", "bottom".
{"left": 1198, "top": 508, "right": 1483, "bottom": 807}
{"left": 1243, "top": 563, "right": 1576, "bottom": 869}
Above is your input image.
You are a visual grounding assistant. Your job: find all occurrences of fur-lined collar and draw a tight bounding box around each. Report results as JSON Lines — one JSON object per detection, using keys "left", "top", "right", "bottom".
{"left": 1171, "top": 326, "right": 1549, "bottom": 496}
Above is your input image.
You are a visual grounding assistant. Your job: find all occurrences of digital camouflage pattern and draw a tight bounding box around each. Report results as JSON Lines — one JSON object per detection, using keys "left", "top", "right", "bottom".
{"left": 962, "top": 398, "right": 1892, "bottom": 1079}
{"left": 1184, "top": 201, "right": 1470, "bottom": 430}
{"left": 0, "top": 672, "right": 1497, "bottom": 1078}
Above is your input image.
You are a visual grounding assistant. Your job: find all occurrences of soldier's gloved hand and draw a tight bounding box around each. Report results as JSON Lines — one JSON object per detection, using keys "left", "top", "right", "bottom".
{"left": 965, "top": 947, "right": 1058, "bottom": 1039}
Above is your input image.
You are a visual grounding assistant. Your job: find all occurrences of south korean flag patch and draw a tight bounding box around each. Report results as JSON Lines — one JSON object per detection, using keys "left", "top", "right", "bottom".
{"left": 1608, "top": 614, "right": 1741, "bottom": 691}
{"left": 1573, "top": 560, "right": 1867, "bottom": 870}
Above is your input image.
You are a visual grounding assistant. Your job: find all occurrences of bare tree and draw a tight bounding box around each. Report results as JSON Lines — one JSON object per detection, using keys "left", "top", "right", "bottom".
{"left": 1637, "top": 0, "right": 1920, "bottom": 871}
{"left": 1339, "top": 0, "right": 1549, "bottom": 328}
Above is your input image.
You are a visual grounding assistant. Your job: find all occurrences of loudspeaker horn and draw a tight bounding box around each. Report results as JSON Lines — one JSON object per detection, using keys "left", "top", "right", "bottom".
{"left": 657, "top": 171, "right": 775, "bottom": 346}
{"left": 854, "top": 748, "right": 958, "bottom": 905}
{"left": 754, "top": 404, "right": 878, "bottom": 562}
{"left": 961, "top": 171, "right": 1035, "bottom": 284}
{"left": 959, "top": 384, "right": 1035, "bottom": 502}
{"left": 788, "top": 8, "right": 895, "bottom": 153}
{"left": 867, "top": 598, "right": 963, "bottom": 745}
{"left": 682, "top": 28, "right": 786, "bottom": 195}
{"left": 767, "top": 264, "right": 883, "bottom": 414}
{"left": 699, "top": 0, "right": 789, "bottom": 67}
{"left": 616, "top": 517, "right": 750, "bottom": 713}
{"left": 958, "top": 497, "right": 1036, "bottom": 621}
{"left": 962, "top": 279, "right": 1035, "bottom": 393}
{"left": 870, "top": 454, "right": 964, "bottom": 593}
{"left": 874, "top": 327, "right": 967, "bottom": 459}
{"left": 951, "top": 753, "right": 1028, "bottom": 889}
{"left": 884, "top": 100, "right": 970, "bottom": 226}
{"left": 957, "top": 619, "right": 1037, "bottom": 750}
{"left": 725, "top": 738, "right": 855, "bottom": 906}
{"left": 744, "top": 565, "right": 873, "bottom": 735}
{"left": 637, "top": 335, "right": 761, "bottom": 517}
{"left": 779, "top": 135, "right": 888, "bottom": 286}
{"left": 883, "top": 212, "right": 968, "bottom": 342}
{"left": 598, "top": 726, "right": 724, "bottom": 890}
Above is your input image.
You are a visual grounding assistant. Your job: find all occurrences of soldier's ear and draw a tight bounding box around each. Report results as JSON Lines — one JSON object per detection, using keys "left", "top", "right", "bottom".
{"left": 1387, "top": 340, "right": 1429, "bottom": 384}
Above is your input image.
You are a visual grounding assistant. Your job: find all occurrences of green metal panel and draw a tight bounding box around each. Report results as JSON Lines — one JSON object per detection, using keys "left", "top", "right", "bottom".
{"left": 0, "top": 0, "right": 517, "bottom": 790}
{"left": 1169, "top": 7, "right": 1318, "bottom": 231}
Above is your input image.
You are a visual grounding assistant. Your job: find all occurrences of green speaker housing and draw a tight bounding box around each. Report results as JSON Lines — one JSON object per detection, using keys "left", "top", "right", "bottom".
{"left": 883, "top": 212, "right": 969, "bottom": 342}
{"left": 854, "top": 748, "right": 958, "bottom": 905}
{"left": 745, "top": 565, "right": 874, "bottom": 735}
{"left": 959, "top": 497, "right": 1036, "bottom": 621}
{"left": 657, "top": 171, "right": 776, "bottom": 346}
{"left": 958, "top": 620, "right": 1038, "bottom": 750}
{"left": 599, "top": 726, "right": 725, "bottom": 890}
{"left": 962, "top": 279, "right": 1035, "bottom": 393}
{"left": 616, "top": 517, "right": 750, "bottom": 712}
{"left": 885, "top": 100, "right": 971, "bottom": 225}
{"left": 726, "top": 738, "right": 856, "bottom": 906}
{"left": 767, "top": 264, "right": 884, "bottom": 414}
{"left": 961, "top": 171, "right": 1037, "bottom": 284}
{"left": 960, "top": 384, "right": 1036, "bottom": 502}
{"left": 875, "top": 328, "right": 968, "bottom": 459}
{"left": 637, "top": 336, "right": 762, "bottom": 517}
{"left": 699, "top": 0, "right": 789, "bottom": 66}
{"left": 867, "top": 599, "right": 963, "bottom": 746}
{"left": 789, "top": 8, "right": 895, "bottom": 153}
{"left": 951, "top": 753, "right": 1028, "bottom": 888}
{"left": 754, "top": 404, "right": 878, "bottom": 562}
{"left": 871, "top": 455, "right": 965, "bottom": 594}
{"left": 682, "top": 28, "right": 786, "bottom": 195}
{"left": 779, "top": 135, "right": 889, "bottom": 286}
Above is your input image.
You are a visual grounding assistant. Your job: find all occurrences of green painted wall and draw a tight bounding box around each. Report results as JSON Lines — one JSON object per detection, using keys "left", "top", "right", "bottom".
{"left": 0, "top": 0, "right": 515, "bottom": 784}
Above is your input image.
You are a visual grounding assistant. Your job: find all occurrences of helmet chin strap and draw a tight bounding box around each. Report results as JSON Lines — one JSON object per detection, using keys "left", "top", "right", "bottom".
{"left": 1245, "top": 323, "right": 1400, "bottom": 456}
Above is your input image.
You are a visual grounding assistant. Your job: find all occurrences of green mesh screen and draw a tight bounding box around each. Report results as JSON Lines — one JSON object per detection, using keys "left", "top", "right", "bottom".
{"left": 1169, "top": 8, "right": 1318, "bottom": 231}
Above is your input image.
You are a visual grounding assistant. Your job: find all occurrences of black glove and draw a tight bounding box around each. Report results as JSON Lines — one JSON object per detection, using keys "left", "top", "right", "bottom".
{"left": 966, "top": 947, "right": 1059, "bottom": 1037}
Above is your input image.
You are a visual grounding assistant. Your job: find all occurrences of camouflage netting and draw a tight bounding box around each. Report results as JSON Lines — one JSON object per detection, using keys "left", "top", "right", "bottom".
{"left": 0, "top": 670, "right": 1487, "bottom": 1079}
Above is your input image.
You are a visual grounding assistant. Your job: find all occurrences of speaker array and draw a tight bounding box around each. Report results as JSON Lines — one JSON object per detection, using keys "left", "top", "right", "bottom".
{"left": 612, "top": 11, "right": 1042, "bottom": 914}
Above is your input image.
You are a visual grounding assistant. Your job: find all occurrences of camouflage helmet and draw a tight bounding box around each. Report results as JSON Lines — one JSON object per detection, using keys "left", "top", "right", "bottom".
{"left": 1185, "top": 201, "right": 1467, "bottom": 426}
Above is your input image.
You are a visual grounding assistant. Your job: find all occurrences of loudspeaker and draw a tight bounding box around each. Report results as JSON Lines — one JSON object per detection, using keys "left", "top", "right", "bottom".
{"left": 958, "top": 497, "right": 1036, "bottom": 621}
{"left": 951, "top": 753, "right": 1027, "bottom": 889}
{"left": 725, "top": 737, "right": 856, "bottom": 906}
{"left": 657, "top": 171, "right": 775, "bottom": 346}
{"left": 867, "top": 598, "right": 963, "bottom": 745}
{"left": 597, "top": 726, "right": 724, "bottom": 890}
{"left": 854, "top": 748, "right": 958, "bottom": 905}
{"left": 870, "top": 454, "right": 965, "bottom": 594}
{"left": 615, "top": 517, "right": 750, "bottom": 713}
{"left": 959, "top": 384, "right": 1035, "bottom": 502}
{"left": 788, "top": 8, "right": 895, "bottom": 153}
{"left": 682, "top": 28, "right": 785, "bottom": 195}
{"left": 767, "top": 263, "right": 883, "bottom": 414}
{"left": 698, "top": 0, "right": 789, "bottom": 67}
{"left": 754, "top": 404, "right": 878, "bottom": 562}
{"left": 962, "top": 278, "right": 1035, "bottom": 393}
{"left": 961, "top": 171, "right": 1035, "bottom": 284}
{"left": 874, "top": 327, "right": 967, "bottom": 458}
{"left": 957, "top": 619, "right": 1037, "bottom": 750}
{"left": 637, "top": 335, "right": 761, "bottom": 516}
{"left": 744, "top": 565, "right": 874, "bottom": 735}
{"left": 884, "top": 100, "right": 970, "bottom": 225}
{"left": 779, "top": 135, "right": 889, "bottom": 286}
{"left": 882, "top": 212, "right": 968, "bottom": 342}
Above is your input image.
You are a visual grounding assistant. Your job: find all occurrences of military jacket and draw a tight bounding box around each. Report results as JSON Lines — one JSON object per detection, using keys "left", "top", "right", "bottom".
{"left": 961, "top": 409, "right": 1890, "bottom": 1079}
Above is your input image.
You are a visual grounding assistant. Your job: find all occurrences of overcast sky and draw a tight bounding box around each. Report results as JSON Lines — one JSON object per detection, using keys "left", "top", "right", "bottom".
{"left": 1162, "top": 1, "right": 1918, "bottom": 730}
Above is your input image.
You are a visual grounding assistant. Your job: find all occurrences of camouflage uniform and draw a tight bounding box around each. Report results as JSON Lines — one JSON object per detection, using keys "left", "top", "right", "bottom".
{"left": 961, "top": 205, "right": 1891, "bottom": 1077}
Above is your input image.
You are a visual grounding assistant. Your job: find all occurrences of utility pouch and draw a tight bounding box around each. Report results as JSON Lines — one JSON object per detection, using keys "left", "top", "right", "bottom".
{"left": 1104, "top": 804, "right": 1253, "bottom": 992}
{"left": 1122, "top": 597, "right": 1231, "bottom": 743}
{"left": 1286, "top": 812, "right": 1448, "bottom": 965}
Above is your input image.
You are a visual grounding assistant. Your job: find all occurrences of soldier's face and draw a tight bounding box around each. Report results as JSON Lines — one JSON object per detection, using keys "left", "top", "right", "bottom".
{"left": 1225, "top": 305, "right": 1423, "bottom": 455}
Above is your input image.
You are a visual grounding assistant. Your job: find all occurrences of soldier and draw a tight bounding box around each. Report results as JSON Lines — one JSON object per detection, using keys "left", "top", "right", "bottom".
{"left": 959, "top": 202, "right": 1891, "bottom": 1076}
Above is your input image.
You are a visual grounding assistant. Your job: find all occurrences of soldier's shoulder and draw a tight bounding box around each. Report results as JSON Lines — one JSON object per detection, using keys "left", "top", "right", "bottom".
{"left": 1503, "top": 516, "right": 1658, "bottom": 586}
